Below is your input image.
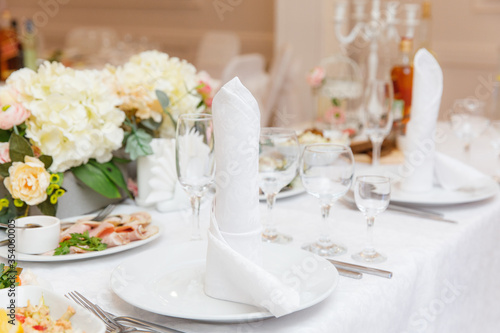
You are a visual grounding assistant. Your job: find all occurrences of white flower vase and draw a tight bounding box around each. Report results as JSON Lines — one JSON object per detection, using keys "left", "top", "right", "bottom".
{"left": 135, "top": 138, "right": 189, "bottom": 212}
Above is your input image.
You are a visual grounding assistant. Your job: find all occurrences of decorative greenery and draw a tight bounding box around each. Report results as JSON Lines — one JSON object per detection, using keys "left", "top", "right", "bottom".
{"left": 54, "top": 231, "right": 108, "bottom": 255}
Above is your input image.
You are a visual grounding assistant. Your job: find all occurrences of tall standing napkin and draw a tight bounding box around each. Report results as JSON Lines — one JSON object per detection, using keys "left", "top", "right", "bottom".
{"left": 400, "top": 49, "right": 443, "bottom": 192}
{"left": 204, "top": 77, "right": 300, "bottom": 317}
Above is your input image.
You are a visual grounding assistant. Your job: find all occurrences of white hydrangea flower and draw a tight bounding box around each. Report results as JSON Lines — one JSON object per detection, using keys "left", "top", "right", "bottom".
{"left": 7, "top": 62, "right": 125, "bottom": 172}
{"left": 111, "top": 50, "right": 203, "bottom": 129}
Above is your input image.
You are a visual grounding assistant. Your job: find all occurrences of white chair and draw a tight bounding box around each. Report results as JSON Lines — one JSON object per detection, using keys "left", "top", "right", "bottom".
{"left": 195, "top": 31, "right": 241, "bottom": 80}
{"left": 220, "top": 54, "right": 270, "bottom": 116}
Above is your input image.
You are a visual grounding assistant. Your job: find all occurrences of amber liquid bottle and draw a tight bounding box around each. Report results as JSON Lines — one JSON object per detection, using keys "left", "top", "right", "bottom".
{"left": 0, "top": 11, "right": 23, "bottom": 81}
{"left": 391, "top": 38, "right": 414, "bottom": 134}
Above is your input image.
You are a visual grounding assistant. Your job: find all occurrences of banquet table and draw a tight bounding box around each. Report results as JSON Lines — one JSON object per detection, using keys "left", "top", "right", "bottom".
{"left": 3, "top": 123, "right": 500, "bottom": 333}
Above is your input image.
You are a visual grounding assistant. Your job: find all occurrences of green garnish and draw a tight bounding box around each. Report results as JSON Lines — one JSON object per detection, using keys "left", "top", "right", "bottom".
{"left": 0, "top": 262, "right": 20, "bottom": 289}
{"left": 54, "top": 231, "right": 108, "bottom": 255}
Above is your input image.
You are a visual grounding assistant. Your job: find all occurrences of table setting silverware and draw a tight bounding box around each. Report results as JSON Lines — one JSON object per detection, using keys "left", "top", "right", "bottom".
{"left": 328, "top": 259, "right": 393, "bottom": 279}
{"left": 340, "top": 195, "right": 457, "bottom": 224}
{"left": 66, "top": 291, "right": 184, "bottom": 333}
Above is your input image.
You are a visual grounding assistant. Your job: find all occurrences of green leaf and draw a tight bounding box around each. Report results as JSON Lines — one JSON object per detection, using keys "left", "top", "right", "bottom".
{"left": 112, "top": 156, "right": 131, "bottom": 164}
{"left": 0, "top": 162, "right": 12, "bottom": 177}
{"left": 332, "top": 98, "right": 341, "bottom": 107}
{"left": 71, "top": 163, "right": 121, "bottom": 199}
{"left": 0, "top": 130, "right": 10, "bottom": 143}
{"left": 140, "top": 118, "right": 162, "bottom": 131}
{"left": 39, "top": 155, "right": 53, "bottom": 169}
{"left": 37, "top": 200, "right": 56, "bottom": 216}
{"left": 124, "top": 128, "right": 153, "bottom": 160}
{"left": 155, "top": 89, "right": 170, "bottom": 108}
{"left": 89, "top": 160, "right": 132, "bottom": 198}
{"left": 9, "top": 133, "right": 33, "bottom": 162}
{"left": 155, "top": 90, "right": 177, "bottom": 128}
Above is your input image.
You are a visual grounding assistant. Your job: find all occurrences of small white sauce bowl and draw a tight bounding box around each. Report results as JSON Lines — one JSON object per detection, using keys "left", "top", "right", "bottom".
{"left": 14, "top": 216, "right": 61, "bottom": 254}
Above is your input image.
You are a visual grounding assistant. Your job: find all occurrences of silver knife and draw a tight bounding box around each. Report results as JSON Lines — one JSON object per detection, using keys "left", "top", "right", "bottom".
{"left": 337, "top": 267, "right": 363, "bottom": 279}
{"left": 328, "top": 259, "right": 393, "bottom": 279}
{"left": 340, "top": 198, "right": 457, "bottom": 224}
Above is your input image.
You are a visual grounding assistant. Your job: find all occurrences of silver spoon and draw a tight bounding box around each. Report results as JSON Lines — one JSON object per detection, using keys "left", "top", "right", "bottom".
{"left": 0, "top": 223, "right": 42, "bottom": 229}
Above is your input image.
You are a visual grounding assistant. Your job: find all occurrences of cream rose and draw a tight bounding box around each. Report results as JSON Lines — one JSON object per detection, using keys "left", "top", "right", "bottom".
{"left": 4, "top": 156, "right": 51, "bottom": 206}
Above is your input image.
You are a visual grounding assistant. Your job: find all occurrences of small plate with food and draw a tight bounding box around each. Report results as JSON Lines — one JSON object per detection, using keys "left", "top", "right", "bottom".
{"left": 0, "top": 211, "right": 161, "bottom": 262}
{"left": 0, "top": 285, "right": 105, "bottom": 332}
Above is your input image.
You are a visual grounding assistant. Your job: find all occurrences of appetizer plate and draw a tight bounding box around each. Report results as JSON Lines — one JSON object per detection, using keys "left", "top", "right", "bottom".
{"left": 0, "top": 285, "right": 105, "bottom": 332}
{"left": 390, "top": 178, "right": 499, "bottom": 206}
{"left": 0, "top": 214, "right": 161, "bottom": 262}
{"left": 259, "top": 179, "right": 306, "bottom": 201}
{"left": 111, "top": 241, "right": 339, "bottom": 323}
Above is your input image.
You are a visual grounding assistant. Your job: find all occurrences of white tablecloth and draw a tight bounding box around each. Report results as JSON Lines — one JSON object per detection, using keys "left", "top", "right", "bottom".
{"left": 3, "top": 124, "right": 500, "bottom": 333}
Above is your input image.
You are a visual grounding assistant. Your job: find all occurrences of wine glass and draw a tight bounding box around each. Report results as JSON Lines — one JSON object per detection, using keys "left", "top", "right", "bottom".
{"left": 363, "top": 79, "right": 394, "bottom": 167}
{"left": 352, "top": 175, "right": 390, "bottom": 263}
{"left": 259, "top": 128, "right": 300, "bottom": 243}
{"left": 300, "top": 144, "right": 354, "bottom": 256}
{"left": 450, "top": 98, "right": 490, "bottom": 152}
{"left": 176, "top": 113, "right": 215, "bottom": 240}
{"left": 490, "top": 121, "right": 500, "bottom": 182}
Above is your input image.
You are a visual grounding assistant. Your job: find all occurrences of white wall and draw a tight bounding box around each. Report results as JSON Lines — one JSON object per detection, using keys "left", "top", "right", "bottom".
{"left": 432, "top": 0, "right": 500, "bottom": 118}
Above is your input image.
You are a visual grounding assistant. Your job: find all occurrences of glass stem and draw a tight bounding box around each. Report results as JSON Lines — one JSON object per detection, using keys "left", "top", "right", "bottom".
{"left": 372, "top": 139, "right": 383, "bottom": 167}
{"left": 263, "top": 193, "right": 277, "bottom": 239}
{"left": 363, "top": 216, "right": 376, "bottom": 256}
{"left": 318, "top": 203, "right": 332, "bottom": 246}
{"left": 190, "top": 194, "right": 202, "bottom": 240}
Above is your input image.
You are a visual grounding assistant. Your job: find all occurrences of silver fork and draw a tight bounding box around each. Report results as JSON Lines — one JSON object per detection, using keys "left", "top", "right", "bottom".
{"left": 65, "top": 291, "right": 153, "bottom": 333}
{"left": 60, "top": 203, "right": 117, "bottom": 229}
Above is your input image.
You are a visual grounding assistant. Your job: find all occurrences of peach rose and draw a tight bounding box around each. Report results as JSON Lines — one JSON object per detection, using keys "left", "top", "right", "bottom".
{"left": 0, "top": 86, "right": 30, "bottom": 130}
{"left": 4, "top": 156, "right": 51, "bottom": 206}
{"left": 0, "top": 103, "right": 30, "bottom": 130}
{"left": 307, "top": 66, "right": 325, "bottom": 88}
{"left": 0, "top": 142, "right": 10, "bottom": 164}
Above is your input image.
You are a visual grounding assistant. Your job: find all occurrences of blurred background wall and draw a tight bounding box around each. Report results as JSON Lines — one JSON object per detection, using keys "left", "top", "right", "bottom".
{"left": 4, "top": 0, "right": 500, "bottom": 121}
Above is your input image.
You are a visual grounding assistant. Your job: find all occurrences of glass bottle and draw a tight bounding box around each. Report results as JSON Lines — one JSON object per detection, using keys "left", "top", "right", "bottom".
{"left": 417, "top": 0, "right": 433, "bottom": 53}
{"left": 390, "top": 38, "right": 414, "bottom": 135}
{"left": 22, "top": 19, "right": 37, "bottom": 71}
{"left": 0, "top": 10, "right": 23, "bottom": 81}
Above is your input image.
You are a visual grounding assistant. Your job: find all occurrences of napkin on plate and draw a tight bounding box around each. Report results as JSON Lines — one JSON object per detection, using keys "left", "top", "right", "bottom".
{"left": 400, "top": 49, "right": 443, "bottom": 192}
{"left": 434, "top": 152, "right": 491, "bottom": 191}
{"left": 135, "top": 138, "right": 188, "bottom": 212}
{"left": 399, "top": 49, "right": 491, "bottom": 193}
{"left": 204, "top": 77, "right": 300, "bottom": 317}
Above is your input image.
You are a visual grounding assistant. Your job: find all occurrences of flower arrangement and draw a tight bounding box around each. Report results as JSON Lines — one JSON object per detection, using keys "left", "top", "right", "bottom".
{"left": 0, "top": 50, "right": 214, "bottom": 223}
{"left": 106, "top": 50, "right": 214, "bottom": 159}
{"left": 306, "top": 63, "right": 361, "bottom": 137}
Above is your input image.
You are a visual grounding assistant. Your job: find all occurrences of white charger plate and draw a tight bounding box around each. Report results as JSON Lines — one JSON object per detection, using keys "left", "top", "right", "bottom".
{"left": 0, "top": 286, "right": 105, "bottom": 332}
{"left": 110, "top": 241, "right": 339, "bottom": 323}
{"left": 390, "top": 178, "right": 499, "bottom": 206}
{"left": 0, "top": 214, "right": 161, "bottom": 262}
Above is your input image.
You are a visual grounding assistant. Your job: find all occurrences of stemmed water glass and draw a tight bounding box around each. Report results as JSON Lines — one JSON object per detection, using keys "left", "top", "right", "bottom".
{"left": 300, "top": 144, "right": 354, "bottom": 256}
{"left": 450, "top": 98, "right": 490, "bottom": 152}
{"left": 176, "top": 113, "right": 215, "bottom": 240}
{"left": 490, "top": 121, "right": 500, "bottom": 182}
{"left": 352, "top": 175, "right": 390, "bottom": 263}
{"left": 363, "top": 79, "right": 394, "bottom": 167}
{"left": 259, "top": 128, "right": 300, "bottom": 243}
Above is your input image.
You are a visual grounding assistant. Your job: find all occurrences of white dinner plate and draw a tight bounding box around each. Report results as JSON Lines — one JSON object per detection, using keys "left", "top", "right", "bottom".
{"left": 0, "top": 286, "right": 105, "bottom": 332}
{"left": 110, "top": 241, "right": 339, "bottom": 323}
{"left": 390, "top": 178, "right": 499, "bottom": 206}
{"left": 0, "top": 214, "right": 161, "bottom": 262}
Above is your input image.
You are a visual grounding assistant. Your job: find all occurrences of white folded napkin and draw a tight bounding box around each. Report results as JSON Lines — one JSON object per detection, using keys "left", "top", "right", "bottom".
{"left": 204, "top": 77, "right": 300, "bottom": 317}
{"left": 434, "top": 152, "right": 491, "bottom": 191}
{"left": 400, "top": 49, "right": 443, "bottom": 192}
{"left": 135, "top": 138, "right": 189, "bottom": 212}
